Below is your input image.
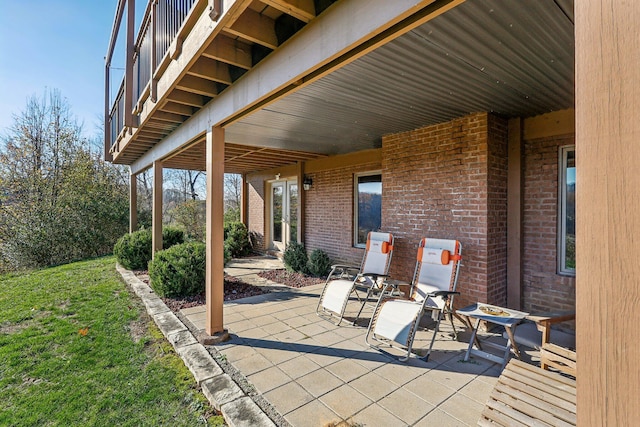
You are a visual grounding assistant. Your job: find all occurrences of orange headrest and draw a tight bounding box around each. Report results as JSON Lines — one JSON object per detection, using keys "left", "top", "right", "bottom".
{"left": 366, "top": 240, "right": 393, "bottom": 254}
{"left": 417, "top": 247, "right": 455, "bottom": 265}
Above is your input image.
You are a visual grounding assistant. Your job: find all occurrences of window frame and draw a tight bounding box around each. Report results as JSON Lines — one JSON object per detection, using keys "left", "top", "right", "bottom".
{"left": 557, "top": 145, "right": 576, "bottom": 276}
{"left": 353, "top": 171, "right": 382, "bottom": 248}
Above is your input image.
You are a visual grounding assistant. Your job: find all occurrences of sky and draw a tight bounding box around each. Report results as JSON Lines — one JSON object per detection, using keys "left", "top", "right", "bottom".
{"left": 0, "top": 1, "right": 137, "bottom": 139}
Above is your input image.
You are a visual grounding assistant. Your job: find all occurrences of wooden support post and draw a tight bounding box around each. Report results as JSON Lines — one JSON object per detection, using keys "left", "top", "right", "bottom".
{"left": 506, "top": 118, "right": 523, "bottom": 309}
{"left": 576, "top": 1, "right": 640, "bottom": 425}
{"left": 152, "top": 161, "right": 163, "bottom": 258}
{"left": 204, "top": 126, "right": 228, "bottom": 342}
{"left": 104, "top": 63, "right": 112, "bottom": 162}
{"left": 130, "top": 172, "right": 138, "bottom": 233}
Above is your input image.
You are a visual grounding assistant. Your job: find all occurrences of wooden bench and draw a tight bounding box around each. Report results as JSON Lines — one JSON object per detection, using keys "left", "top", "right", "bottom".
{"left": 506, "top": 312, "right": 576, "bottom": 377}
{"left": 479, "top": 359, "right": 576, "bottom": 426}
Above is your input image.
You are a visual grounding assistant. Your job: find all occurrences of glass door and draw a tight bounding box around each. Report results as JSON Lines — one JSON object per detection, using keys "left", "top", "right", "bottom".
{"left": 270, "top": 180, "right": 298, "bottom": 251}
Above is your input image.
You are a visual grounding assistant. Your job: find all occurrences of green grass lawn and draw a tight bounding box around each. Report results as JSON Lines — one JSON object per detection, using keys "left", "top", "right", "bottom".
{"left": 0, "top": 256, "right": 224, "bottom": 426}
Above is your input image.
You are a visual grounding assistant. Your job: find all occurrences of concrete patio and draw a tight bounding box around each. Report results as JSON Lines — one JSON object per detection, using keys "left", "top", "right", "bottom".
{"left": 180, "top": 257, "right": 539, "bottom": 427}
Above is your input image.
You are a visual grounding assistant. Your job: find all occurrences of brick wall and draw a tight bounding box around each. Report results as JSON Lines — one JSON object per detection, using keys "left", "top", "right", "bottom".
{"left": 246, "top": 113, "right": 573, "bottom": 314}
{"left": 381, "top": 112, "right": 508, "bottom": 308}
{"left": 247, "top": 173, "right": 267, "bottom": 251}
{"left": 303, "top": 161, "right": 381, "bottom": 267}
{"left": 522, "top": 135, "right": 576, "bottom": 313}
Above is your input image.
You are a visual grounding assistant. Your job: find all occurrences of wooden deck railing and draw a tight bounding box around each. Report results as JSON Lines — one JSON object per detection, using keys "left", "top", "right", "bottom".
{"left": 156, "top": 0, "right": 197, "bottom": 68}
{"left": 109, "top": 81, "right": 125, "bottom": 149}
{"left": 106, "top": 0, "right": 199, "bottom": 150}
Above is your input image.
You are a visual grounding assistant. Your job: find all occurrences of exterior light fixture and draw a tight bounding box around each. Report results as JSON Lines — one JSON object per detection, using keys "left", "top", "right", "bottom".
{"left": 303, "top": 176, "right": 313, "bottom": 191}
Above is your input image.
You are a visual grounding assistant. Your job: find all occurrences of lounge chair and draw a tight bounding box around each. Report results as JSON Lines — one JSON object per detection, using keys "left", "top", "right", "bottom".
{"left": 365, "top": 237, "right": 462, "bottom": 361}
{"left": 316, "top": 232, "right": 394, "bottom": 325}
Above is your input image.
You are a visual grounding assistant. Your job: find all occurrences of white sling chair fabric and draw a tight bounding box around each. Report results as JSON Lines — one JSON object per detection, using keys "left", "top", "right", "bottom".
{"left": 366, "top": 238, "right": 462, "bottom": 361}
{"left": 317, "top": 232, "right": 394, "bottom": 325}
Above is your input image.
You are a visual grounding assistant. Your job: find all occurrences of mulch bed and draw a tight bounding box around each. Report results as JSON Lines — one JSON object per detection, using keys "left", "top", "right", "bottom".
{"left": 133, "top": 268, "right": 324, "bottom": 312}
{"left": 256, "top": 269, "right": 325, "bottom": 288}
{"left": 133, "top": 271, "right": 267, "bottom": 312}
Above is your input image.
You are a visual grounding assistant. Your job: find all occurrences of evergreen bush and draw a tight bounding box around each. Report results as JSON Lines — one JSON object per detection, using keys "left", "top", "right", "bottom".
{"left": 284, "top": 242, "right": 308, "bottom": 274}
{"left": 113, "top": 230, "right": 152, "bottom": 270}
{"left": 224, "top": 222, "right": 251, "bottom": 257}
{"left": 148, "top": 242, "right": 206, "bottom": 298}
{"left": 113, "top": 227, "right": 184, "bottom": 271}
{"left": 162, "top": 226, "right": 185, "bottom": 248}
{"left": 307, "top": 249, "right": 332, "bottom": 277}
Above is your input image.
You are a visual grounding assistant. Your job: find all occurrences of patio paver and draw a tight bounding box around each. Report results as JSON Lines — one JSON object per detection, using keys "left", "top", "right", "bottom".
{"left": 119, "top": 258, "right": 546, "bottom": 426}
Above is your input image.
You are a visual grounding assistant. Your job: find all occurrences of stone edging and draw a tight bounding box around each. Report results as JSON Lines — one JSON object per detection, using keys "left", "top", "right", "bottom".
{"left": 116, "top": 264, "right": 277, "bottom": 427}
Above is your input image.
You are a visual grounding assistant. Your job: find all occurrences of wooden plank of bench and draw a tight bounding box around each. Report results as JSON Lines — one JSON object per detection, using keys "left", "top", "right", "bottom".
{"left": 541, "top": 343, "right": 577, "bottom": 377}
{"left": 479, "top": 359, "right": 576, "bottom": 426}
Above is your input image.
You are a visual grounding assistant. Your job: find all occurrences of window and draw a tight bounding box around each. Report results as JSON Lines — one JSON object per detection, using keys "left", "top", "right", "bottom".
{"left": 354, "top": 172, "right": 382, "bottom": 247}
{"left": 558, "top": 146, "right": 576, "bottom": 275}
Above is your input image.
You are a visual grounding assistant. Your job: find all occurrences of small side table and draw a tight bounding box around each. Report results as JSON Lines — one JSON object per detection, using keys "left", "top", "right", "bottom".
{"left": 457, "top": 303, "right": 529, "bottom": 369}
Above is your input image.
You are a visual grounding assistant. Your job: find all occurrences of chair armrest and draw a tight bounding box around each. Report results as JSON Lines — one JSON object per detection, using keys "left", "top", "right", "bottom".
{"left": 327, "top": 264, "right": 360, "bottom": 280}
{"left": 429, "top": 291, "right": 460, "bottom": 298}
{"left": 361, "top": 273, "right": 389, "bottom": 279}
{"left": 331, "top": 264, "right": 359, "bottom": 270}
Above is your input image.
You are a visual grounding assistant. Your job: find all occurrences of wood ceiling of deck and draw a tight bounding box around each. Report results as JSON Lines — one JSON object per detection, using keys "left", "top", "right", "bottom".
{"left": 161, "top": 140, "right": 326, "bottom": 174}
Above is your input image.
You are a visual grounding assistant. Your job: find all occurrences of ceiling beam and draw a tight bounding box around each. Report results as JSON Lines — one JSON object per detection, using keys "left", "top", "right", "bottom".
{"left": 176, "top": 75, "right": 220, "bottom": 97}
{"left": 202, "top": 35, "right": 253, "bottom": 69}
{"left": 187, "top": 57, "right": 233, "bottom": 84}
{"left": 152, "top": 111, "right": 187, "bottom": 124}
{"left": 167, "top": 89, "right": 206, "bottom": 108}
{"left": 160, "top": 101, "right": 194, "bottom": 116}
{"left": 225, "top": 9, "right": 278, "bottom": 49}
{"left": 261, "top": 0, "right": 315, "bottom": 23}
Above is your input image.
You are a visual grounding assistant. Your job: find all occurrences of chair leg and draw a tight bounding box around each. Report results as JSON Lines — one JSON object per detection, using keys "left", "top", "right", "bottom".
{"left": 421, "top": 310, "right": 444, "bottom": 361}
{"left": 353, "top": 287, "right": 375, "bottom": 325}
{"left": 448, "top": 310, "right": 458, "bottom": 339}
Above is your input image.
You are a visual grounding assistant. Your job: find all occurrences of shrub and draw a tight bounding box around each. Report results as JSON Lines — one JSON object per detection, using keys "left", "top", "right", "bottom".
{"left": 113, "top": 227, "right": 184, "bottom": 271}
{"left": 170, "top": 200, "right": 205, "bottom": 241}
{"left": 148, "top": 242, "right": 206, "bottom": 298}
{"left": 113, "top": 230, "right": 152, "bottom": 270}
{"left": 307, "top": 249, "right": 332, "bottom": 277}
{"left": 224, "top": 244, "right": 232, "bottom": 266}
{"left": 284, "top": 241, "right": 308, "bottom": 274}
{"left": 162, "top": 226, "right": 185, "bottom": 248}
{"left": 224, "top": 222, "right": 251, "bottom": 257}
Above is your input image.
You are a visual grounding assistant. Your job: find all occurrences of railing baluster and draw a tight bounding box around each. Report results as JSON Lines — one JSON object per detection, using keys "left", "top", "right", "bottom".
{"left": 109, "top": 0, "right": 199, "bottom": 149}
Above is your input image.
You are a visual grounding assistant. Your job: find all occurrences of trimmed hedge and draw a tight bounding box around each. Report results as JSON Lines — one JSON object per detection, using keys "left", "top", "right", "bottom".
{"left": 148, "top": 242, "right": 206, "bottom": 298}
{"left": 113, "top": 227, "right": 184, "bottom": 270}
{"left": 113, "top": 230, "right": 152, "bottom": 270}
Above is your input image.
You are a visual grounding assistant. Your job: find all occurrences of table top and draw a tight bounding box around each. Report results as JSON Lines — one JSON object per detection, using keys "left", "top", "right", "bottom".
{"left": 457, "top": 302, "right": 529, "bottom": 327}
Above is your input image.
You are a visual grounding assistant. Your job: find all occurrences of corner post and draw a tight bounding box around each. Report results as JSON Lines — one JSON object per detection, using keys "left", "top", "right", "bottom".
{"left": 204, "top": 126, "right": 228, "bottom": 341}
{"left": 506, "top": 118, "right": 523, "bottom": 309}
{"left": 152, "top": 160, "right": 163, "bottom": 258}
{"left": 576, "top": 0, "right": 640, "bottom": 424}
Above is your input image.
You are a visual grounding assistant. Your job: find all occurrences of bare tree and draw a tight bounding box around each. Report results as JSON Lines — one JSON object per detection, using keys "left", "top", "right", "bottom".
{"left": 0, "top": 89, "right": 129, "bottom": 269}
{"left": 224, "top": 173, "right": 242, "bottom": 211}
